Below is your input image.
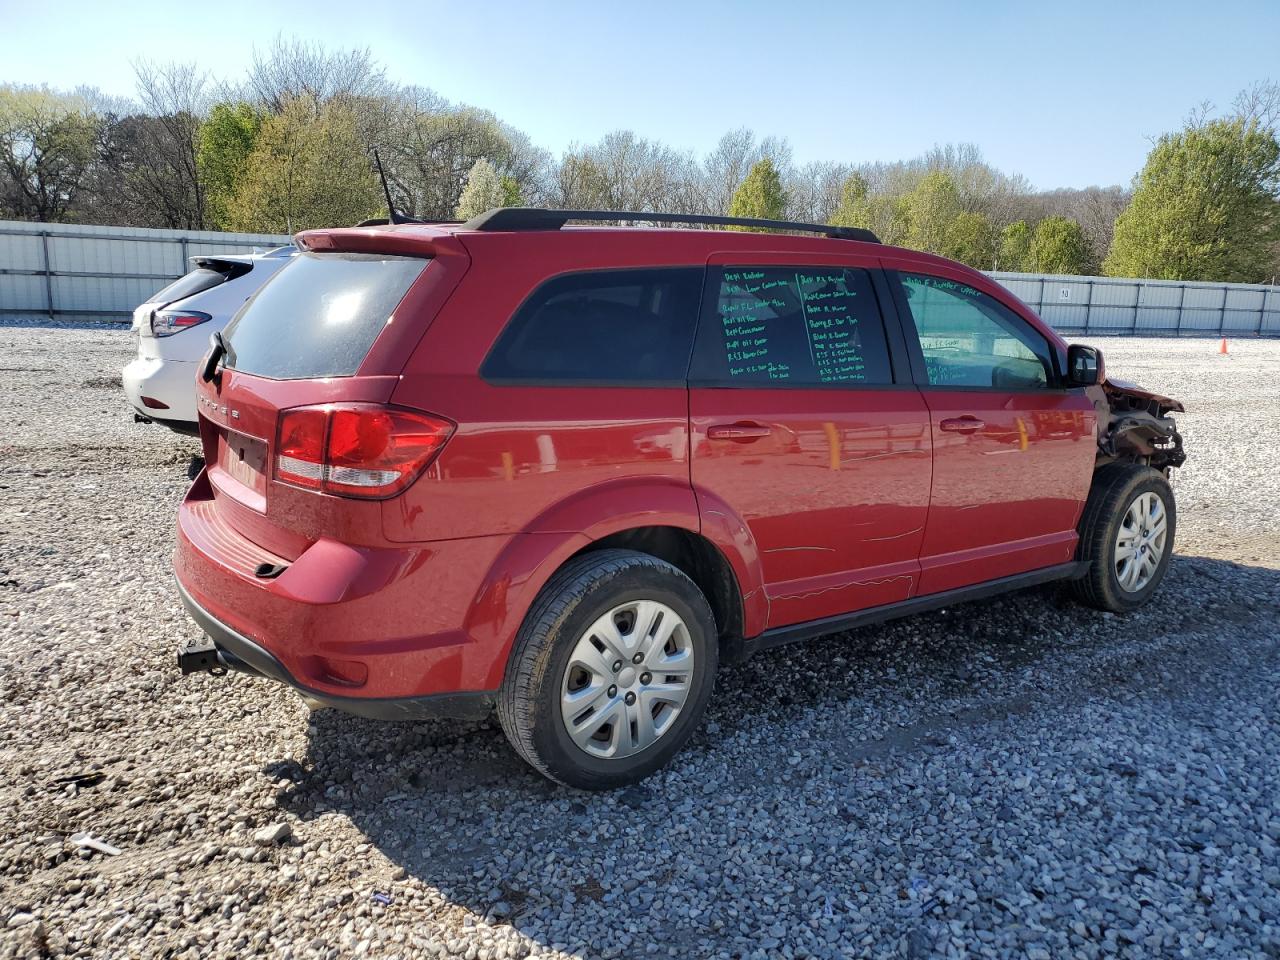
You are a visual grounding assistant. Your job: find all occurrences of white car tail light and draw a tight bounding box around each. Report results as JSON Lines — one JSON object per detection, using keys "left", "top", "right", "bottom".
{"left": 151, "top": 309, "right": 212, "bottom": 337}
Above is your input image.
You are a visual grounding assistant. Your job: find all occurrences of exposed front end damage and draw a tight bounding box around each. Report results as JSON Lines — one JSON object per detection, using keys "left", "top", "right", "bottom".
{"left": 1086, "top": 379, "right": 1186, "bottom": 473}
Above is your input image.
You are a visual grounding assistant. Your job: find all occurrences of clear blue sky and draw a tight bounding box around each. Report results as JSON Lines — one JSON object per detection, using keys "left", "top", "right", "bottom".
{"left": 2, "top": 0, "right": 1277, "bottom": 190}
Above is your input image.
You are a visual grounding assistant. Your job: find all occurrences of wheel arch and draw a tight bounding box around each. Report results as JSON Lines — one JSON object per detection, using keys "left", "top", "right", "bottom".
{"left": 514, "top": 475, "right": 768, "bottom": 641}
{"left": 573, "top": 526, "right": 746, "bottom": 651}
{"left": 468, "top": 479, "right": 768, "bottom": 690}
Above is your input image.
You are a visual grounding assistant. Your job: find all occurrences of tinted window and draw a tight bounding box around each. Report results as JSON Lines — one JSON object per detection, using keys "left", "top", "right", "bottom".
{"left": 223, "top": 252, "right": 427, "bottom": 380}
{"left": 897, "top": 274, "right": 1052, "bottom": 389}
{"left": 482, "top": 269, "right": 703, "bottom": 383}
{"left": 150, "top": 265, "right": 235, "bottom": 304}
{"left": 691, "top": 267, "right": 893, "bottom": 385}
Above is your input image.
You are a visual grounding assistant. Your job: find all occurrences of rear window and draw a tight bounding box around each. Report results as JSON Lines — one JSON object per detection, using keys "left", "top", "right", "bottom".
{"left": 223, "top": 252, "right": 427, "bottom": 380}
{"left": 481, "top": 268, "right": 703, "bottom": 384}
{"left": 150, "top": 264, "right": 240, "bottom": 304}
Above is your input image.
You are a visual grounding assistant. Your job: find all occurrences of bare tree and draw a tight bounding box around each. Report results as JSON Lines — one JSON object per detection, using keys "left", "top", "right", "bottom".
{"left": 550, "top": 131, "right": 706, "bottom": 217}
{"left": 245, "top": 36, "right": 389, "bottom": 114}
{"left": 786, "top": 161, "right": 853, "bottom": 223}
{"left": 377, "top": 89, "right": 519, "bottom": 220}
{"left": 554, "top": 146, "right": 609, "bottom": 209}
{"left": 1183, "top": 99, "right": 1216, "bottom": 131}
{"left": 1233, "top": 79, "right": 1280, "bottom": 132}
{"left": 702, "top": 129, "right": 792, "bottom": 215}
{"left": 494, "top": 124, "right": 554, "bottom": 206}
{"left": 130, "top": 60, "right": 209, "bottom": 227}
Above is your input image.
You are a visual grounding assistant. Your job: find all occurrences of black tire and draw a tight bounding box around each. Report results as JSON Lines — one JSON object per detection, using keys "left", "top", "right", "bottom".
{"left": 1070, "top": 462, "right": 1176, "bottom": 613}
{"left": 497, "top": 549, "right": 718, "bottom": 790}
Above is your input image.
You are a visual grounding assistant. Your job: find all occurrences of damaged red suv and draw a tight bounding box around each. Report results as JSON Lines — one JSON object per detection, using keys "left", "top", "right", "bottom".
{"left": 175, "top": 208, "right": 1185, "bottom": 789}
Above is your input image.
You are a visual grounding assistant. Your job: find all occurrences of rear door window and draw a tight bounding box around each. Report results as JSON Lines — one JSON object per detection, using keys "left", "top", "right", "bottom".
{"left": 223, "top": 252, "right": 427, "bottom": 380}
{"left": 690, "top": 266, "right": 894, "bottom": 385}
{"left": 482, "top": 268, "right": 704, "bottom": 384}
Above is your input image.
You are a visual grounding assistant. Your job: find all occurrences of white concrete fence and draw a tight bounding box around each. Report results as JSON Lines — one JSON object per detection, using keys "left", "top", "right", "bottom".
{"left": 2, "top": 219, "right": 1277, "bottom": 335}
{"left": 0, "top": 220, "right": 291, "bottom": 324}
{"left": 988, "top": 271, "right": 1280, "bottom": 337}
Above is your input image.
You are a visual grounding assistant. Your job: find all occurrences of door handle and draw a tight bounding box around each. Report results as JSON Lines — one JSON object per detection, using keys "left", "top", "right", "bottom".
{"left": 939, "top": 416, "right": 985, "bottom": 433}
{"left": 707, "top": 422, "right": 772, "bottom": 442}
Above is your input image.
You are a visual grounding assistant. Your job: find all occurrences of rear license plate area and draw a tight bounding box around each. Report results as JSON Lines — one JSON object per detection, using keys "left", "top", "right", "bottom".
{"left": 218, "top": 429, "right": 268, "bottom": 496}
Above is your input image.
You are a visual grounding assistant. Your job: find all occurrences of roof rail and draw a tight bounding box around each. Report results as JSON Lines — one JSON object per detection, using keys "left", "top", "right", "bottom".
{"left": 459, "top": 208, "right": 880, "bottom": 243}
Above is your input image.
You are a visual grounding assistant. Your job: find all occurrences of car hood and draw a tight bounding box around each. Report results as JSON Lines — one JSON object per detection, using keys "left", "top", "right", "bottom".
{"left": 1104, "top": 378, "right": 1184, "bottom": 414}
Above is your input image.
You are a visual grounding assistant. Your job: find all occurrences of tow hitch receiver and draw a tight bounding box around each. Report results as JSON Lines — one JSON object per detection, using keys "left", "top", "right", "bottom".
{"left": 177, "top": 634, "right": 255, "bottom": 676}
{"left": 177, "top": 636, "right": 225, "bottom": 676}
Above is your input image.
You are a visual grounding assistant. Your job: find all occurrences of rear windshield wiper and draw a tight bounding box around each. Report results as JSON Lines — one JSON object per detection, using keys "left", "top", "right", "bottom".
{"left": 201, "top": 331, "right": 228, "bottom": 383}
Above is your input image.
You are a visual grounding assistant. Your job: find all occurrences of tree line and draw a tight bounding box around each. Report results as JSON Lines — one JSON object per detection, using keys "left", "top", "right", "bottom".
{"left": 1, "top": 38, "right": 1277, "bottom": 283}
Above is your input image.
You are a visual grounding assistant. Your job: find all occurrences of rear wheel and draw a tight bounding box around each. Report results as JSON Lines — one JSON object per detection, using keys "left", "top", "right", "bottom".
{"left": 1071, "top": 463, "right": 1176, "bottom": 613}
{"left": 498, "top": 549, "right": 717, "bottom": 789}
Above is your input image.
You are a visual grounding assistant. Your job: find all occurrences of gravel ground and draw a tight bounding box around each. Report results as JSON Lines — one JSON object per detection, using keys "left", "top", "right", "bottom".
{"left": 1, "top": 328, "right": 1277, "bottom": 960}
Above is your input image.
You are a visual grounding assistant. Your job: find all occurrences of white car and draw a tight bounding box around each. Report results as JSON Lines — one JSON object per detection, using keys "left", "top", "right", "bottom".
{"left": 122, "top": 245, "right": 295, "bottom": 432}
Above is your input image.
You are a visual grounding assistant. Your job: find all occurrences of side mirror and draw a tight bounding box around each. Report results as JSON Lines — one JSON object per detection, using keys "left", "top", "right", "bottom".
{"left": 1067, "top": 344, "right": 1101, "bottom": 386}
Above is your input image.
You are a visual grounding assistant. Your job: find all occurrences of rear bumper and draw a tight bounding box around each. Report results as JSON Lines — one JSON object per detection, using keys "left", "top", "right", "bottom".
{"left": 122, "top": 356, "right": 198, "bottom": 425}
{"left": 173, "top": 472, "right": 516, "bottom": 709}
{"left": 176, "top": 579, "right": 494, "bottom": 720}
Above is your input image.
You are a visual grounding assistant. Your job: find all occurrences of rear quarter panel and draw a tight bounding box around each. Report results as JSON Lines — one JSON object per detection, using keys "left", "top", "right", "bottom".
{"left": 384, "top": 232, "right": 709, "bottom": 545}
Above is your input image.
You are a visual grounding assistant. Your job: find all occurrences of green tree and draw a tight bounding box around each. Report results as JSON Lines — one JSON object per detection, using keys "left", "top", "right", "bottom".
{"left": 727, "top": 157, "right": 786, "bottom": 228}
{"left": 226, "top": 96, "right": 382, "bottom": 232}
{"left": 0, "top": 85, "right": 98, "bottom": 221}
{"left": 454, "top": 158, "right": 506, "bottom": 220}
{"left": 943, "top": 211, "right": 997, "bottom": 268}
{"left": 1030, "top": 216, "right": 1092, "bottom": 274}
{"left": 1105, "top": 118, "right": 1280, "bottom": 281}
{"left": 197, "top": 102, "right": 263, "bottom": 230}
{"left": 830, "top": 173, "right": 873, "bottom": 229}
{"left": 902, "top": 171, "right": 962, "bottom": 255}
{"left": 998, "top": 220, "right": 1033, "bottom": 271}
{"left": 500, "top": 175, "right": 523, "bottom": 207}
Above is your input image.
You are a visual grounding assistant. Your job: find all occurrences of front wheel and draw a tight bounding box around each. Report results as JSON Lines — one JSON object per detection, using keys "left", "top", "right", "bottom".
{"left": 1071, "top": 463, "right": 1176, "bottom": 613}
{"left": 497, "top": 549, "right": 718, "bottom": 789}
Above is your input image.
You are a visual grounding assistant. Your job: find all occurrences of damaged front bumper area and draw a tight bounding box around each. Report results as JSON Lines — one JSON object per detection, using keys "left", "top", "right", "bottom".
{"left": 1088, "top": 378, "right": 1186, "bottom": 472}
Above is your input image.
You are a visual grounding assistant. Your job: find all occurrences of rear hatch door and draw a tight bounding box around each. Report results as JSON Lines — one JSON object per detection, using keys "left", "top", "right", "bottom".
{"left": 135, "top": 256, "right": 257, "bottom": 334}
{"left": 194, "top": 240, "right": 465, "bottom": 558}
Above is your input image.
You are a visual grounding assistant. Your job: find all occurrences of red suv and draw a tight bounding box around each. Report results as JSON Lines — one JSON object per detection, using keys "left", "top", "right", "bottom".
{"left": 175, "top": 208, "right": 1185, "bottom": 789}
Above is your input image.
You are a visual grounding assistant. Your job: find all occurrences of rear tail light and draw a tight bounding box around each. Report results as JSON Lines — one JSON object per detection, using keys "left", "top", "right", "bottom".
{"left": 152, "top": 309, "right": 212, "bottom": 337}
{"left": 275, "top": 404, "right": 454, "bottom": 499}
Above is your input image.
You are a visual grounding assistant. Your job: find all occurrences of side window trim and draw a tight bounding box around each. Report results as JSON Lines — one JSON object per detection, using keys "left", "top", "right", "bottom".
{"left": 884, "top": 269, "right": 932, "bottom": 387}
{"left": 688, "top": 263, "right": 900, "bottom": 389}
{"left": 886, "top": 269, "right": 1063, "bottom": 392}
{"left": 868, "top": 267, "right": 914, "bottom": 386}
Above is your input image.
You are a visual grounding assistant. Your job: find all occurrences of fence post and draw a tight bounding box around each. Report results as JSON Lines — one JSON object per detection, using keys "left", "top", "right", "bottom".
{"left": 1219, "top": 286, "right": 1228, "bottom": 336}
{"left": 40, "top": 231, "right": 55, "bottom": 322}
{"left": 1262, "top": 286, "right": 1272, "bottom": 335}
{"left": 1084, "top": 278, "right": 1094, "bottom": 335}
{"left": 1176, "top": 284, "right": 1186, "bottom": 336}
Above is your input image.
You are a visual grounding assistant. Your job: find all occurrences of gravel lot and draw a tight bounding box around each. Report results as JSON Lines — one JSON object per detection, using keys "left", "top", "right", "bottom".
{"left": 1, "top": 327, "right": 1278, "bottom": 960}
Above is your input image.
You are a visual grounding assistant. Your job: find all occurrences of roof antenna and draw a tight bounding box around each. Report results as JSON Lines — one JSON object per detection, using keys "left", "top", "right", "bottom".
{"left": 372, "top": 150, "right": 418, "bottom": 225}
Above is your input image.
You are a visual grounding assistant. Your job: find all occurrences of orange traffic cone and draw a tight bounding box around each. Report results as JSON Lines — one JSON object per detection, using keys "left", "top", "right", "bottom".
{"left": 1220, "top": 337, "right": 1229, "bottom": 355}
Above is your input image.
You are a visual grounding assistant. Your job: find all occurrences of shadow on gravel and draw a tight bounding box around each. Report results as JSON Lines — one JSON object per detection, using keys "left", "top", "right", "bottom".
{"left": 266, "top": 553, "right": 1280, "bottom": 954}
